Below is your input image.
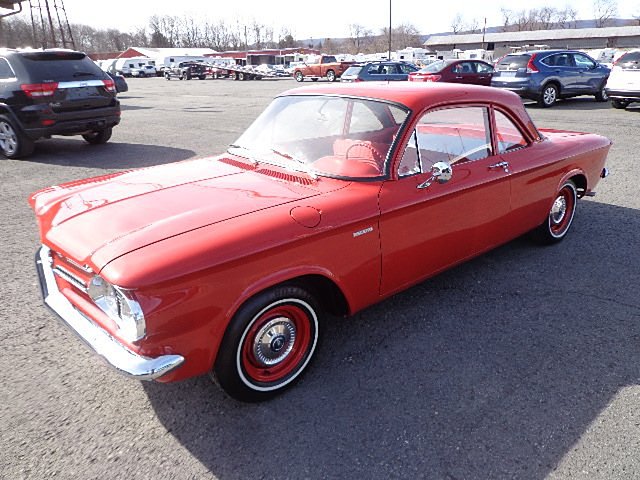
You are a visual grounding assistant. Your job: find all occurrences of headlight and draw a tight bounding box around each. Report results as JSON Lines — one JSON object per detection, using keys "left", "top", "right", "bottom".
{"left": 88, "top": 276, "right": 146, "bottom": 342}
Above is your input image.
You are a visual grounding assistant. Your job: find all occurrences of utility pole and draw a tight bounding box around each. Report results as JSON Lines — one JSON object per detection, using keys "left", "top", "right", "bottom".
{"left": 388, "top": 0, "right": 392, "bottom": 60}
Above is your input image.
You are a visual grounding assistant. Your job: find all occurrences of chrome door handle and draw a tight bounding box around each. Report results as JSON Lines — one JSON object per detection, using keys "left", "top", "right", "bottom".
{"left": 489, "top": 161, "right": 510, "bottom": 173}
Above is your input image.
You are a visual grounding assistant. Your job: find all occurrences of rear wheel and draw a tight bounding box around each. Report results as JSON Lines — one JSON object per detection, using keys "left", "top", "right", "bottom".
{"left": 326, "top": 70, "right": 336, "bottom": 82}
{"left": 531, "top": 180, "right": 577, "bottom": 244}
{"left": 82, "top": 127, "right": 112, "bottom": 145}
{"left": 611, "top": 99, "right": 629, "bottom": 109}
{"left": 538, "top": 83, "right": 558, "bottom": 107}
{"left": 214, "top": 285, "right": 321, "bottom": 402}
{"left": 0, "top": 115, "right": 34, "bottom": 159}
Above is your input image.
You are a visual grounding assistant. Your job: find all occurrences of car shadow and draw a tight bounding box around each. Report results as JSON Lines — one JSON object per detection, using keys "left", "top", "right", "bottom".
{"left": 142, "top": 200, "right": 640, "bottom": 479}
{"left": 25, "top": 141, "right": 196, "bottom": 169}
{"left": 120, "top": 104, "right": 153, "bottom": 111}
{"left": 524, "top": 97, "right": 613, "bottom": 110}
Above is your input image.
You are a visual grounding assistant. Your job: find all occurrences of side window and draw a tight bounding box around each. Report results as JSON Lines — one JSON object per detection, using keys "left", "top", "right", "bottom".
{"left": 349, "top": 101, "right": 385, "bottom": 133}
{"left": 573, "top": 53, "right": 595, "bottom": 69}
{"left": 398, "top": 106, "right": 492, "bottom": 176}
{"left": 475, "top": 62, "right": 493, "bottom": 73}
{"left": 398, "top": 130, "right": 420, "bottom": 177}
{"left": 453, "top": 62, "right": 474, "bottom": 74}
{"left": 494, "top": 110, "right": 528, "bottom": 154}
{"left": 0, "top": 58, "right": 15, "bottom": 80}
{"left": 542, "top": 54, "right": 576, "bottom": 67}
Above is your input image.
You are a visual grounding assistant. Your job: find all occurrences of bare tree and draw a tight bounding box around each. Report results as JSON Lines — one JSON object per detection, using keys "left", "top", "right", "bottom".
{"left": 500, "top": 7, "right": 513, "bottom": 32}
{"left": 451, "top": 13, "right": 464, "bottom": 34}
{"left": 464, "top": 18, "right": 480, "bottom": 33}
{"left": 593, "top": 0, "right": 618, "bottom": 27}
{"left": 348, "top": 23, "right": 372, "bottom": 54}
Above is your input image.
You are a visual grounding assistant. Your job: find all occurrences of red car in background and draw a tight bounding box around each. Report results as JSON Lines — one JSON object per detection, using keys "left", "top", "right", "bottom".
{"left": 409, "top": 59, "right": 494, "bottom": 86}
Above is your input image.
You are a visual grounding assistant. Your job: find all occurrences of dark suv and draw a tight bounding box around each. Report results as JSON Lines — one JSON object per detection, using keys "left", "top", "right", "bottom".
{"left": 491, "top": 50, "right": 610, "bottom": 107}
{"left": 0, "top": 48, "right": 120, "bottom": 159}
{"left": 340, "top": 61, "right": 419, "bottom": 82}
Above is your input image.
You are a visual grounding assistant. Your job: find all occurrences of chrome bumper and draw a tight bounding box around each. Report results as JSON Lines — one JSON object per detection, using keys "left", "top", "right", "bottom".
{"left": 36, "top": 246, "right": 184, "bottom": 380}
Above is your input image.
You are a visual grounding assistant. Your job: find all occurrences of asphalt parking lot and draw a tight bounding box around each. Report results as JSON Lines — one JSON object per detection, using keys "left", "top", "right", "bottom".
{"left": 2, "top": 76, "right": 639, "bottom": 480}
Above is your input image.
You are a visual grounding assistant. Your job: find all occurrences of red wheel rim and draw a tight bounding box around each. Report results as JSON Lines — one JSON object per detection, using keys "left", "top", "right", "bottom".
{"left": 549, "top": 185, "right": 575, "bottom": 237}
{"left": 240, "top": 301, "right": 314, "bottom": 385}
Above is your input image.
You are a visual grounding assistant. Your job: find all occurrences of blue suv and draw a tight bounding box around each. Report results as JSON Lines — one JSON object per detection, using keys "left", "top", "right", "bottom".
{"left": 491, "top": 50, "right": 610, "bottom": 107}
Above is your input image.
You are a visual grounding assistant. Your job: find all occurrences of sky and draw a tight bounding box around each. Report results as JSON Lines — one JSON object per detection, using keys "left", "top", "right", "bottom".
{"left": 13, "top": 0, "right": 640, "bottom": 39}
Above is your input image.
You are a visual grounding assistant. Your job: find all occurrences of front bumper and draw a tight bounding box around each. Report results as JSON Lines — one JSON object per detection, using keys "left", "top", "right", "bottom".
{"left": 604, "top": 88, "right": 640, "bottom": 100}
{"left": 35, "top": 246, "right": 184, "bottom": 380}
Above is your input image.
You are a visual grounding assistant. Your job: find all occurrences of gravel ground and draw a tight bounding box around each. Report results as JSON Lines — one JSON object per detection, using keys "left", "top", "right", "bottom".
{"left": 1, "top": 77, "right": 639, "bottom": 480}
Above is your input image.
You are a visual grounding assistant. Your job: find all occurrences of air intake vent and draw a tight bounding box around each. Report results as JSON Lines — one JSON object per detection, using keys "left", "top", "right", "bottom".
{"left": 256, "top": 168, "right": 314, "bottom": 185}
{"left": 218, "top": 157, "right": 257, "bottom": 171}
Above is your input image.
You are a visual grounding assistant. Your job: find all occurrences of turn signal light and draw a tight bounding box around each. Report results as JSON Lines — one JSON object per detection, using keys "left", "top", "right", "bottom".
{"left": 20, "top": 82, "right": 59, "bottom": 98}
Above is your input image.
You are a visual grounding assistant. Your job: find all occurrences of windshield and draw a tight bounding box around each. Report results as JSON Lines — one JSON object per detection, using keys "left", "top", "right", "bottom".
{"left": 419, "top": 60, "right": 447, "bottom": 73}
{"left": 229, "top": 95, "right": 409, "bottom": 179}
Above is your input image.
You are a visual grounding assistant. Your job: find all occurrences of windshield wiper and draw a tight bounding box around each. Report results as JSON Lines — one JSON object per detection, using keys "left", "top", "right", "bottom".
{"left": 228, "top": 144, "right": 258, "bottom": 165}
{"left": 270, "top": 149, "right": 318, "bottom": 179}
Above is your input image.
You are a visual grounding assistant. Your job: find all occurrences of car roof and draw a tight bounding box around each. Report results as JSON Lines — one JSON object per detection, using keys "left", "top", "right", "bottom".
{"left": 280, "top": 83, "right": 539, "bottom": 139}
{"left": 282, "top": 82, "right": 522, "bottom": 112}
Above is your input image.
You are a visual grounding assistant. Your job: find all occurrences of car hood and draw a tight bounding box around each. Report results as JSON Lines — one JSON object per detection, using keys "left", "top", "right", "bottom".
{"left": 30, "top": 155, "right": 344, "bottom": 272}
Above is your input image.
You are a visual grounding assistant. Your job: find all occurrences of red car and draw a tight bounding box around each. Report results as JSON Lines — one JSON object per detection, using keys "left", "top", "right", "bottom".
{"left": 31, "top": 83, "right": 611, "bottom": 402}
{"left": 408, "top": 59, "right": 494, "bottom": 86}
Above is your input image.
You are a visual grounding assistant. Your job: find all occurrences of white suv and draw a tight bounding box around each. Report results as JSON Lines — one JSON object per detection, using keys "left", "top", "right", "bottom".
{"left": 605, "top": 50, "right": 640, "bottom": 109}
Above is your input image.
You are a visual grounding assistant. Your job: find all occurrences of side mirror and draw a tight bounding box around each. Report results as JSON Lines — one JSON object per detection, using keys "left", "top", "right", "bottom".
{"left": 417, "top": 161, "right": 452, "bottom": 189}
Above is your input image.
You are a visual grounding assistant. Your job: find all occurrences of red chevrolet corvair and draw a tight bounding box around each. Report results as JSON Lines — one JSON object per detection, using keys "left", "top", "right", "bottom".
{"left": 31, "top": 83, "right": 611, "bottom": 402}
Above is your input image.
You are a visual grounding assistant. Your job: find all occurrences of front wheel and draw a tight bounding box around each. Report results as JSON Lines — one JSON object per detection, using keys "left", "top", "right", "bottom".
{"left": 82, "top": 127, "right": 112, "bottom": 145}
{"left": 611, "top": 99, "right": 629, "bottom": 109}
{"left": 531, "top": 180, "right": 577, "bottom": 244}
{"left": 538, "top": 83, "right": 558, "bottom": 107}
{"left": 294, "top": 71, "right": 304, "bottom": 82}
{"left": 326, "top": 70, "right": 336, "bottom": 82}
{"left": 214, "top": 285, "right": 321, "bottom": 402}
{"left": 595, "top": 85, "right": 608, "bottom": 102}
{"left": 0, "top": 115, "right": 34, "bottom": 159}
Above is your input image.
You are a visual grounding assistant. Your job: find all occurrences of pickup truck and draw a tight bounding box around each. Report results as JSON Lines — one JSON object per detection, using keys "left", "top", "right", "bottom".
{"left": 164, "top": 62, "right": 208, "bottom": 81}
{"left": 293, "top": 55, "right": 353, "bottom": 82}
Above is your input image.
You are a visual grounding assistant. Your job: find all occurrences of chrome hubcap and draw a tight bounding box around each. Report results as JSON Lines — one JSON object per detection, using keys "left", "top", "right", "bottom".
{"left": 252, "top": 317, "right": 296, "bottom": 366}
{"left": 0, "top": 121, "right": 18, "bottom": 155}
{"left": 544, "top": 88, "right": 556, "bottom": 104}
{"left": 550, "top": 195, "right": 567, "bottom": 224}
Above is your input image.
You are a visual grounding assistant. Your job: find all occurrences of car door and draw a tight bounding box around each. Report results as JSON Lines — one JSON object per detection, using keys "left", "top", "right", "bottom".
{"left": 543, "top": 53, "right": 580, "bottom": 93}
{"left": 572, "top": 52, "right": 604, "bottom": 93}
{"left": 383, "top": 63, "right": 405, "bottom": 81}
{"left": 450, "top": 61, "right": 476, "bottom": 84}
{"left": 473, "top": 61, "right": 494, "bottom": 86}
{"left": 378, "top": 105, "right": 511, "bottom": 295}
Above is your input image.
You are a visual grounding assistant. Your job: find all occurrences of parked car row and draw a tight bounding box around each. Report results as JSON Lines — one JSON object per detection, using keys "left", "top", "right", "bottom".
{"left": 339, "top": 49, "right": 640, "bottom": 111}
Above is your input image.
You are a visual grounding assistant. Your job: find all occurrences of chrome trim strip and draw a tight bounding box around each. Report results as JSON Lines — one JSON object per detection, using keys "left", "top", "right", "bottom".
{"left": 57, "top": 80, "right": 106, "bottom": 89}
{"left": 52, "top": 264, "right": 88, "bottom": 293}
{"left": 36, "top": 246, "right": 184, "bottom": 381}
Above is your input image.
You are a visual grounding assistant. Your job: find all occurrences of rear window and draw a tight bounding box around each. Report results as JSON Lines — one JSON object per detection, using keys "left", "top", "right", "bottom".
{"left": 343, "top": 66, "right": 362, "bottom": 76}
{"left": 17, "top": 52, "right": 105, "bottom": 82}
{"left": 497, "top": 55, "right": 530, "bottom": 70}
{"left": 419, "top": 60, "right": 447, "bottom": 73}
{"left": 618, "top": 52, "right": 640, "bottom": 69}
